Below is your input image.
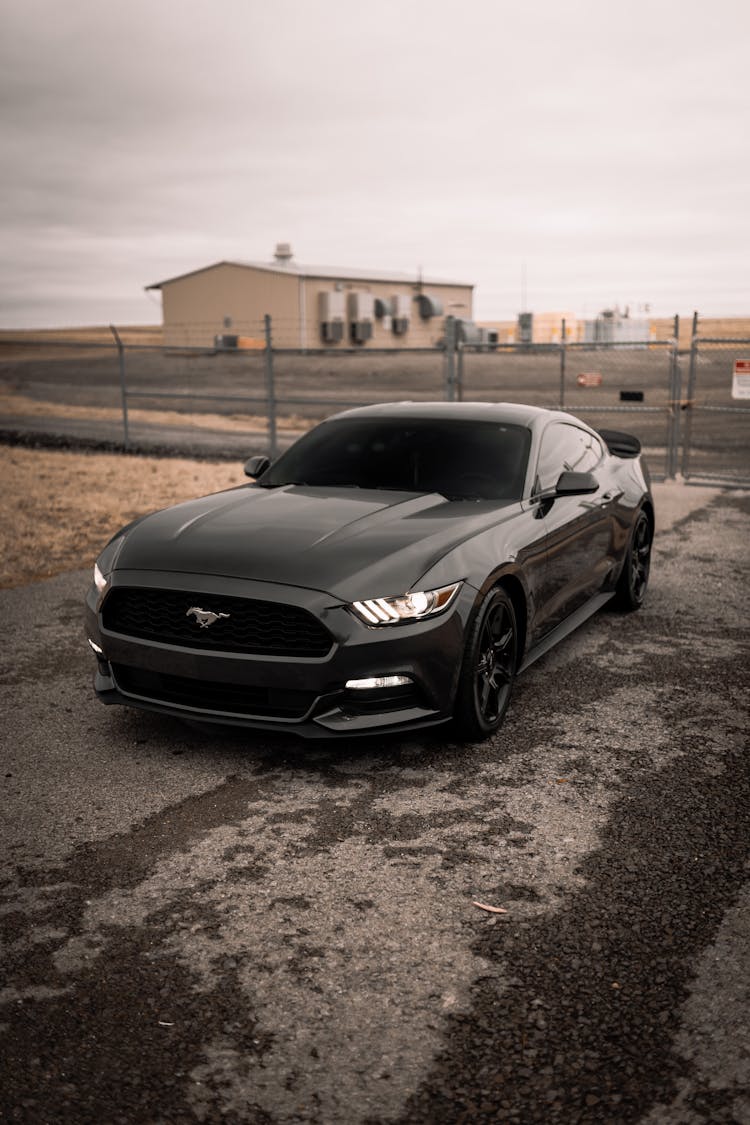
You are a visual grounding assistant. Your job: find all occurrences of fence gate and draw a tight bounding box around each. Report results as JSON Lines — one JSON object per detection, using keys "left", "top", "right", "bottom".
{"left": 682, "top": 332, "right": 750, "bottom": 488}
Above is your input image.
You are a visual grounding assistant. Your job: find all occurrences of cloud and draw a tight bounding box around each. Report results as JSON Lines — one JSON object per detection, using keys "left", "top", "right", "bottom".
{"left": 1, "top": 0, "right": 748, "bottom": 326}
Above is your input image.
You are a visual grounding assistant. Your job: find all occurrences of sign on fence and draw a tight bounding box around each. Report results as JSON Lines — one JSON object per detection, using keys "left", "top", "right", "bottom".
{"left": 732, "top": 359, "right": 750, "bottom": 400}
{"left": 576, "top": 372, "right": 603, "bottom": 387}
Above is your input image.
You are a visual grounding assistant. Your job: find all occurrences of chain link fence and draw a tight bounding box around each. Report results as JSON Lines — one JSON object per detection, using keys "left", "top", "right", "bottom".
{"left": 456, "top": 332, "right": 680, "bottom": 481}
{"left": 1, "top": 316, "right": 749, "bottom": 485}
{"left": 681, "top": 328, "right": 750, "bottom": 486}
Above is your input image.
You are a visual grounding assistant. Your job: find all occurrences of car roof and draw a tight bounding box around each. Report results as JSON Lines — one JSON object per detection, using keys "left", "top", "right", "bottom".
{"left": 323, "top": 401, "right": 565, "bottom": 429}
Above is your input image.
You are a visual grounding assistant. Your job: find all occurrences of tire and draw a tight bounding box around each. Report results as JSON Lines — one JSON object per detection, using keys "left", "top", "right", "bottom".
{"left": 614, "top": 509, "right": 652, "bottom": 611}
{"left": 453, "top": 587, "right": 518, "bottom": 742}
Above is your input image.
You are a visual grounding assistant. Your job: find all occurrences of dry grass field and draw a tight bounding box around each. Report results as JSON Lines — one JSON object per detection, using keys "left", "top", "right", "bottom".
{"left": 650, "top": 315, "right": 750, "bottom": 350}
{"left": 0, "top": 388, "right": 308, "bottom": 439}
{"left": 0, "top": 324, "right": 164, "bottom": 348}
{"left": 0, "top": 445, "right": 243, "bottom": 588}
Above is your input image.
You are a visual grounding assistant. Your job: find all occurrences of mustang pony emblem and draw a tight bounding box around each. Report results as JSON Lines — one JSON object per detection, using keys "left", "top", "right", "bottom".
{"left": 186, "top": 606, "right": 230, "bottom": 628}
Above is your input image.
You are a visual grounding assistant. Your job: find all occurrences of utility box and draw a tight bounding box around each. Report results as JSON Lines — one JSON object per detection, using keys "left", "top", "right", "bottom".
{"left": 348, "top": 292, "right": 374, "bottom": 344}
{"left": 214, "top": 334, "right": 238, "bottom": 349}
{"left": 517, "top": 313, "right": 533, "bottom": 345}
{"left": 319, "top": 290, "right": 346, "bottom": 344}
{"left": 392, "top": 294, "right": 410, "bottom": 336}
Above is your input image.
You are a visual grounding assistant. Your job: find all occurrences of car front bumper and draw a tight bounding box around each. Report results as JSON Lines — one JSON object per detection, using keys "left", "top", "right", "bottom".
{"left": 85, "top": 570, "right": 474, "bottom": 738}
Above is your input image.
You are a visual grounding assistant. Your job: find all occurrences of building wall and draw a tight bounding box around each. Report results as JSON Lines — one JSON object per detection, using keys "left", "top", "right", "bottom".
{"left": 476, "top": 320, "right": 517, "bottom": 344}
{"left": 158, "top": 264, "right": 473, "bottom": 349}
{"left": 531, "top": 312, "right": 578, "bottom": 344}
{"left": 160, "top": 264, "right": 300, "bottom": 347}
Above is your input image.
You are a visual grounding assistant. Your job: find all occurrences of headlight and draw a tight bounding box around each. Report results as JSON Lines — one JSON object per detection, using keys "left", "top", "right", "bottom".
{"left": 93, "top": 528, "right": 130, "bottom": 593}
{"left": 350, "top": 582, "right": 462, "bottom": 626}
{"left": 92, "top": 517, "right": 142, "bottom": 594}
{"left": 94, "top": 562, "right": 109, "bottom": 594}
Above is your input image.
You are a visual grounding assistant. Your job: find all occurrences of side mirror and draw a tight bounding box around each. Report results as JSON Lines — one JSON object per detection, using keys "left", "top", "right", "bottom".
{"left": 244, "top": 454, "right": 271, "bottom": 479}
{"left": 555, "top": 470, "right": 599, "bottom": 496}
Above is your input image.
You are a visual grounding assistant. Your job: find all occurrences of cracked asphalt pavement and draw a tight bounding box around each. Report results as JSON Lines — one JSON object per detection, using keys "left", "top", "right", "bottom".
{"left": 1, "top": 483, "right": 748, "bottom": 1124}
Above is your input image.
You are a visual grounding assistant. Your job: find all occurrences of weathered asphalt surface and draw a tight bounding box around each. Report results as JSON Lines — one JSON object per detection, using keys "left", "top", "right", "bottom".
{"left": 1, "top": 484, "right": 748, "bottom": 1124}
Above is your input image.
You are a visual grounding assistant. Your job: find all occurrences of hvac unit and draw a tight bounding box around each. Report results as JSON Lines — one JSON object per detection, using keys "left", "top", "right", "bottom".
{"left": 517, "top": 312, "right": 533, "bottom": 345}
{"left": 374, "top": 296, "right": 392, "bottom": 319}
{"left": 454, "top": 324, "right": 499, "bottom": 349}
{"left": 319, "top": 290, "right": 345, "bottom": 345}
{"left": 391, "top": 294, "right": 410, "bottom": 336}
{"left": 456, "top": 320, "right": 483, "bottom": 345}
{"left": 351, "top": 320, "right": 373, "bottom": 344}
{"left": 321, "top": 321, "right": 345, "bottom": 344}
{"left": 348, "top": 292, "right": 374, "bottom": 345}
{"left": 416, "top": 294, "right": 443, "bottom": 320}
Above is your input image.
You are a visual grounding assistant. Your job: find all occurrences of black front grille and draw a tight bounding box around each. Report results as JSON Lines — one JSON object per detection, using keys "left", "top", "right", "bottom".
{"left": 112, "top": 664, "right": 317, "bottom": 719}
{"left": 102, "top": 587, "right": 333, "bottom": 657}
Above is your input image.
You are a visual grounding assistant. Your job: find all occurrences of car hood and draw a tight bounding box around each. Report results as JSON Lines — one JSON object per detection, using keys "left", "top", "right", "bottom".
{"left": 111, "top": 483, "right": 518, "bottom": 600}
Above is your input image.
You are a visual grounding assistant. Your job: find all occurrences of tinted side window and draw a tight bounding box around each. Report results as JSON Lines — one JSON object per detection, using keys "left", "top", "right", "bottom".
{"left": 535, "top": 424, "right": 601, "bottom": 492}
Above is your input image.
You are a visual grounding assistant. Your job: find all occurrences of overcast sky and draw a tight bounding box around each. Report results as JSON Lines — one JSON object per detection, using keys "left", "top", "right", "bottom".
{"left": 1, "top": 0, "right": 748, "bottom": 328}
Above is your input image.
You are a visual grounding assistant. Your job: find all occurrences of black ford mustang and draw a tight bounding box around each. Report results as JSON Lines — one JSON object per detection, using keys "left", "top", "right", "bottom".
{"left": 86, "top": 402, "right": 653, "bottom": 741}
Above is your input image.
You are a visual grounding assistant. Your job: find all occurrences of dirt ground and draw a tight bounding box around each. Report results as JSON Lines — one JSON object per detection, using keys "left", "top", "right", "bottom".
{"left": 0, "top": 445, "right": 245, "bottom": 588}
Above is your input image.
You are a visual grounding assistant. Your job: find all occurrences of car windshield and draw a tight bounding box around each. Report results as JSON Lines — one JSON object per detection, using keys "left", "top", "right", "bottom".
{"left": 258, "top": 417, "right": 531, "bottom": 501}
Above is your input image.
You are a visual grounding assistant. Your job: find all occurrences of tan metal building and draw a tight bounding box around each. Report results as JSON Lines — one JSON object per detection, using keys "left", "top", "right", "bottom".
{"left": 146, "top": 245, "right": 473, "bottom": 349}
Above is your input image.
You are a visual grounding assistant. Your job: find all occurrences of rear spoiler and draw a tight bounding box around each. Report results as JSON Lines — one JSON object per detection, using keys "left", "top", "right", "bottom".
{"left": 596, "top": 429, "right": 641, "bottom": 459}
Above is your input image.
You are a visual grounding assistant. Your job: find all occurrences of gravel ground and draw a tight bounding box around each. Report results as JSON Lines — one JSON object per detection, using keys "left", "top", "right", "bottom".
{"left": 0, "top": 477, "right": 748, "bottom": 1124}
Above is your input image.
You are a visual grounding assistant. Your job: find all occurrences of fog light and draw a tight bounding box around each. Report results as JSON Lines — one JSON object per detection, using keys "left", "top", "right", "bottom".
{"left": 345, "top": 675, "right": 412, "bottom": 690}
{"left": 88, "top": 638, "right": 103, "bottom": 656}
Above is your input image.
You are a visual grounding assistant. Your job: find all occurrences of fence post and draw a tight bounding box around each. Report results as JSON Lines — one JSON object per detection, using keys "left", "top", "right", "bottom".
{"left": 681, "top": 311, "right": 699, "bottom": 480}
{"left": 264, "top": 314, "right": 278, "bottom": 458}
{"left": 667, "top": 314, "right": 681, "bottom": 479}
{"left": 109, "top": 324, "right": 130, "bottom": 450}
{"left": 456, "top": 340, "right": 464, "bottom": 401}
{"left": 444, "top": 316, "right": 457, "bottom": 402}
{"left": 559, "top": 318, "right": 567, "bottom": 409}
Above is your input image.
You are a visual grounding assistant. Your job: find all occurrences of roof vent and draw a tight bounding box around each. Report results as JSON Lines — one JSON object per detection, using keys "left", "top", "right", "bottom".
{"left": 274, "top": 242, "right": 293, "bottom": 264}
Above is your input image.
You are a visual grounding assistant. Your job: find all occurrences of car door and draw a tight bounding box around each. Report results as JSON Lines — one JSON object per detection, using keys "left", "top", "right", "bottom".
{"left": 530, "top": 422, "right": 616, "bottom": 639}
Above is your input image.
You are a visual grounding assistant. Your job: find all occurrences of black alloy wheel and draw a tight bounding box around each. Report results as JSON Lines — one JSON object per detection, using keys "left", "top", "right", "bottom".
{"left": 454, "top": 587, "right": 518, "bottom": 741}
{"left": 615, "top": 509, "right": 653, "bottom": 611}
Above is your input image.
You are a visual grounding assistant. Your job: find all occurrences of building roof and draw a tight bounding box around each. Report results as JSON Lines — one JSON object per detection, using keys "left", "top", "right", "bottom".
{"left": 146, "top": 259, "right": 473, "bottom": 291}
